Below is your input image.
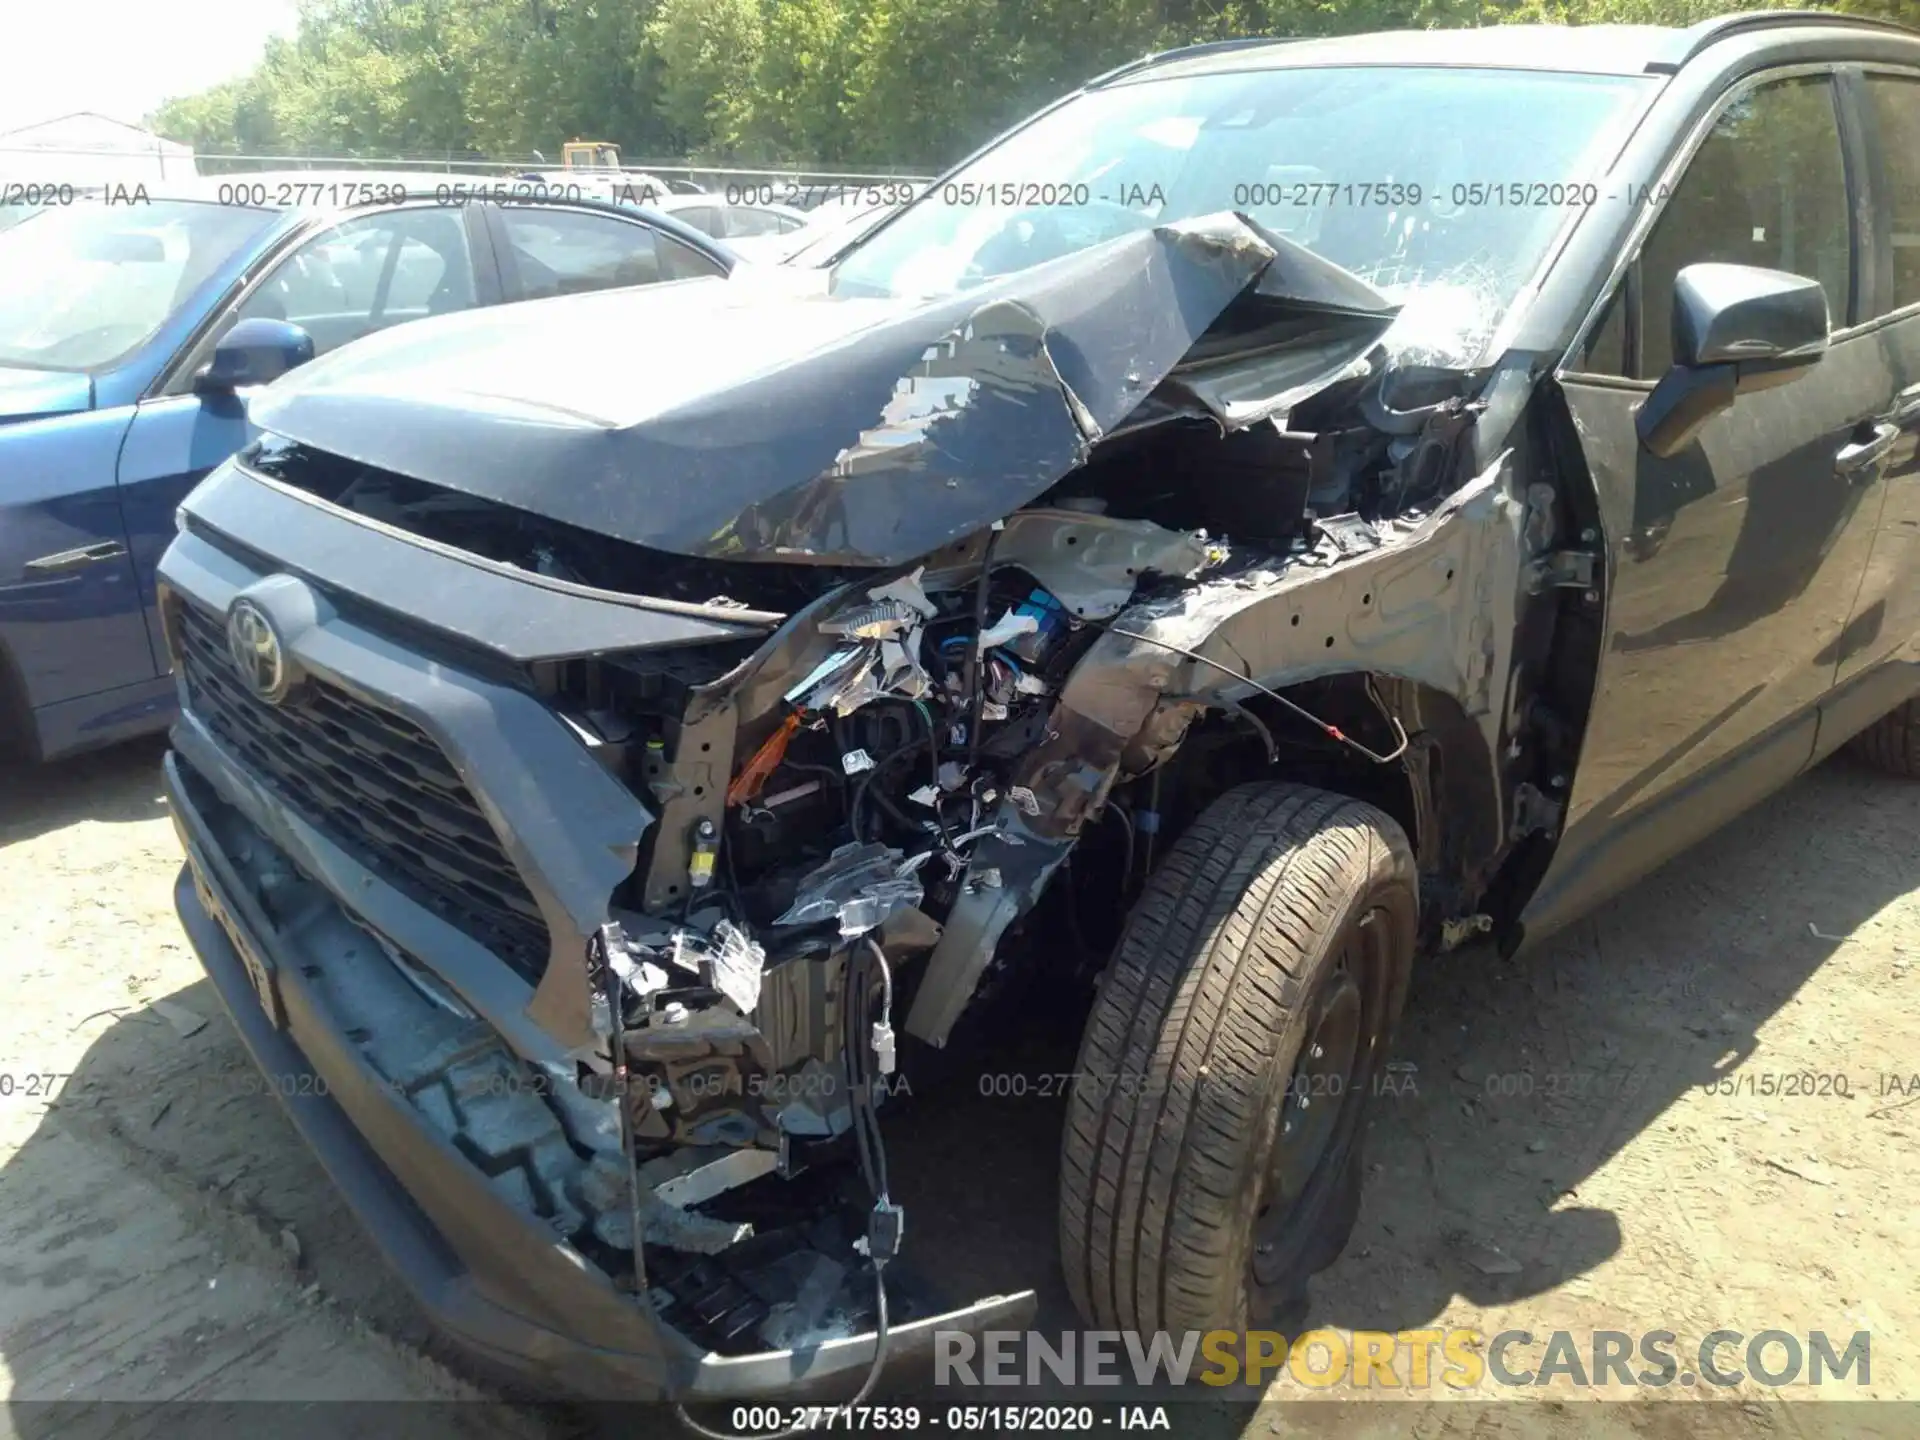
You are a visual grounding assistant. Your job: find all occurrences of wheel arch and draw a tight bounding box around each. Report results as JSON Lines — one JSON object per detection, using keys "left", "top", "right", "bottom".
{"left": 0, "top": 634, "right": 40, "bottom": 764}
{"left": 1118, "top": 672, "right": 1500, "bottom": 939}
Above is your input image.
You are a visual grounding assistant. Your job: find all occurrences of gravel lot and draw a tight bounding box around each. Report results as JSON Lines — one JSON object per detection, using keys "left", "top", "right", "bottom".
{"left": 2, "top": 735, "right": 1915, "bottom": 1435}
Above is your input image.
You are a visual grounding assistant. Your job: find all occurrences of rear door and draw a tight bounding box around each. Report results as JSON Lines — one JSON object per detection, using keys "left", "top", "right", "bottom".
{"left": 1543, "top": 68, "right": 1885, "bottom": 894}
{"left": 1830, "top": 68, "right": 1920, "bottom": 695}
{"left": 116, "top": 204, "right": 498, "bottom": 666}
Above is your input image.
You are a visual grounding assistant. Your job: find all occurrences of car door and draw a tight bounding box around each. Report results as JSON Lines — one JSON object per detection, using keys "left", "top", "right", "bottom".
{"left": 115, "top": 204, "right": 498, "bottom": 669}
{"left": 1824, "top": 68, "right": 1920, "bottom": 713}
{"left": 0, "top": 200, "right": 283, "bottom": 754}
{"left": 1532, "top": 68, "right": 1886, "bottom": 916}
{"left": 486, "top": 203, "right": 729, "bottom": 300}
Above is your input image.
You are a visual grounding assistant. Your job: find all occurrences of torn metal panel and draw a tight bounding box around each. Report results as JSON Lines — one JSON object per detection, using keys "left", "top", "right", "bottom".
{"left": 1170, "top": 341, "right": 1378, "bottom": 431}
{"left": 1154, "top": 452, "right": 1512, "bottom": 702}
{"left": 1014, "top": 452, "right": 1527, "bottom": 839}
{"left": 249, "top": 214, "right": 1395, "bottom": 568}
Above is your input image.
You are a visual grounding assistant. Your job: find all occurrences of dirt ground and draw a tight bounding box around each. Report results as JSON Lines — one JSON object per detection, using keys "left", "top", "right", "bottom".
{"left": 1, "top": 735, "right": 1916, "bottom": 1436}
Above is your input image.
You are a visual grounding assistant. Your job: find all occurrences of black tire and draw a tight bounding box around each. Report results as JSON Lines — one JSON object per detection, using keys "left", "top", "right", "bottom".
{"left": 1058, "top": 781, "right": 1417, "bottom": 1333}
{"left": 1849, "top": 698, "right": 1920, "bottom": 777}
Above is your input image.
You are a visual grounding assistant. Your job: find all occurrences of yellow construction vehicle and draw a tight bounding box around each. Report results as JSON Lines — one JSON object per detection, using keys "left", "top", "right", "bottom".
{"left": 561, "top": 140, "right": 622, "bottom": 171}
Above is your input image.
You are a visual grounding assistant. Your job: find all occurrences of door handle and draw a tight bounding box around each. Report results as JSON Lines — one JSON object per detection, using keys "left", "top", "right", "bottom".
{"left": 23, "top": 540, "right": 129, "bottom": 572}
{"left": 1835, "top": 421, "right": 1899, "bottom": 480}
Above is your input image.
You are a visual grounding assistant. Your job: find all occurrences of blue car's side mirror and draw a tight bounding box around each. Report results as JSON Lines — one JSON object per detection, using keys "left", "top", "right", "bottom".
{"left": 195, "top": 317, "right": 316, "bottom": 394}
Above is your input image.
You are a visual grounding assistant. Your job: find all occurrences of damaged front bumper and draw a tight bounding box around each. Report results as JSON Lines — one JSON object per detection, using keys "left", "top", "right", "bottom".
{"left": 166, "top": 747, "right": 1035, "bottom": 1401}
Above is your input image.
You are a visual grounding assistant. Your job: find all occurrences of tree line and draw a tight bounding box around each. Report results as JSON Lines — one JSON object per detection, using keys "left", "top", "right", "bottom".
{"left": 148, "top": 0, "right": 1914, "bottom": 172}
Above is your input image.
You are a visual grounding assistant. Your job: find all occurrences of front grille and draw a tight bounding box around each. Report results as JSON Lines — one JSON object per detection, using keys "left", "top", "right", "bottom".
{"left": 171, "top": 600, "right": 551, "bottom": 980}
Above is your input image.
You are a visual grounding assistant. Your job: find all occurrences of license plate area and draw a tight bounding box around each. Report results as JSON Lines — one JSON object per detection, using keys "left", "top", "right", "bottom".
{"left": 195, "top": 869, "right": 283, "bottom": 1029}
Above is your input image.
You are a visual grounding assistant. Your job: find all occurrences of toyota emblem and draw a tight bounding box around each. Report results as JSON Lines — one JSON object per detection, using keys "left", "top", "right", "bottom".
{"left": 226, "top": 598, "right": 289, "bottom": 703}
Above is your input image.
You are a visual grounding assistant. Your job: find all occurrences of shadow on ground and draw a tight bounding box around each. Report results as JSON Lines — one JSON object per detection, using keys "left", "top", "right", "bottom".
{"left": 0, "top": 735, "right": 170, "bottom": 846}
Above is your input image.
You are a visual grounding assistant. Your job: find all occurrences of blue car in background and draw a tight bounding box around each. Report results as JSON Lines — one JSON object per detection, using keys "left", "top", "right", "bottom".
{"left": 0, "top": 182, "right": 735, "bottom": 762}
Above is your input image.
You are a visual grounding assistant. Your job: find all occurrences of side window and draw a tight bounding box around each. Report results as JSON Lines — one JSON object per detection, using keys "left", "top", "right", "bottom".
{"left": 1637, "top": 75, "right": 1850, "bottom": 376}
{"left": 659, "top": 236, "right": 728, "bottom": 282}
{"left": 726, "top": 207, "right": 790, "bottom": 238}
{"left": 498, "top": 207, "right": 672, "bottom": 298}
{"left": 231, "top": 208, "right": 475, "bottom": 358}
{"left": 673, "top": 205, "right": 723, "bottom": 238}
{"left": 1866, "top": 75, "right": 1920, "bottom": 311}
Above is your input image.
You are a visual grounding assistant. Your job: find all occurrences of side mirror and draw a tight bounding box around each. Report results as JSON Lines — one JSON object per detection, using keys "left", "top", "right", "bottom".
{"left": 1637, "top": 263, "right": 1829, "bottom": 458}
{"left": 194, "top": 317, "right": 315, "bottom": 394}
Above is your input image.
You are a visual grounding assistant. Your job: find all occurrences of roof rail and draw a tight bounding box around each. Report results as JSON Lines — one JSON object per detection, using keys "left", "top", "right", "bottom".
{"left": 1655, "top": 8, "right": 1920, "bottom": 70}
{"left": 1084, "top": 35, "right": 1294, "bottom": 89}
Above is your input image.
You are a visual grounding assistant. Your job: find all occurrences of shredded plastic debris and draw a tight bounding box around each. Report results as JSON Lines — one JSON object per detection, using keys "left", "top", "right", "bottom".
{"left": 610, "top": 945, "right": 672, "bottom": 1000}
{"left": 798, "top": 569, "right": 942, "bottom": 717}
{"left": 821, "top": 650, "right": 894, "bottom": 715}
{"left": 977, "top": 608, "right": 1041, "bottom": 652}
{"left": 707, "top": 920, "right": 768, "bottom": 1015}
{"left": 819, "top": 597, "right": 923, "bottom": 640}
{"left": 667, "top": 920, "right": 767, "bottom": 1015}
{"left": 774, "top": 841, "right": 926, "bottom": 938}
{"left": 786, "top": 644, "right": 873, "bottom": 712}
{"left": 866, "top": 565, "right": 938, "bottom": 620}
{"left": 876, "top": 636, "right": 931, "bottom": 698}
{"left": 668, "top": 931, "right": 703, "bottom": 974}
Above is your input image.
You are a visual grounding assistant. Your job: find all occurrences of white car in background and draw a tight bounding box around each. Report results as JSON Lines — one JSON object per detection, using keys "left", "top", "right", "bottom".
{"left": 642, "top": 192, "right": 811, "bottom": 250}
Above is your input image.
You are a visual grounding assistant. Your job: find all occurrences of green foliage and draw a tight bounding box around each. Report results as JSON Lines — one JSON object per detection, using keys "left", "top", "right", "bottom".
{"left": 147, "top": 0, "right": 1879, "bottom": 170}
{"left": 647, "top": 0, "right": 767, "bottom": 157}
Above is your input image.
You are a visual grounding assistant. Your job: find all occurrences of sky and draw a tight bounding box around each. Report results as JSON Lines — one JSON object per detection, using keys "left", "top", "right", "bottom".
{"left": 0, "top": 0, "right": 304, "bottom": 136}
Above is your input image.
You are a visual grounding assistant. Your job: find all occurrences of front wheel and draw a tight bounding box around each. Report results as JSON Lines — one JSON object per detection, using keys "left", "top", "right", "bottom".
{"left": 1057, "top": 782, "right": 1417, "bottom": 1333}
{"left": 1849, "top": 697, "right": 1920, "bottom": 778}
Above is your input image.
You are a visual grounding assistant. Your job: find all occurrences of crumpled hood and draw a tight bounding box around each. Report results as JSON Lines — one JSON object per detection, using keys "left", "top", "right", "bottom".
{"left": 250, "top": 213, "right": 1397, "bottom": 566}
{"left": 0, "top": 367, "right": 92, "bottom": 424}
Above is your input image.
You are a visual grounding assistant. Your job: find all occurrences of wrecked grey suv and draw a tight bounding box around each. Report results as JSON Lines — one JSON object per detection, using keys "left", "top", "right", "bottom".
{"left": 160, "top": 14, "right": 1920, "bottom": 1404}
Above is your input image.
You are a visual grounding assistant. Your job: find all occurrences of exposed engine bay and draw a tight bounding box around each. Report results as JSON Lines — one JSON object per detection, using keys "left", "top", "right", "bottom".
{"left": 221, "top": 213, "right": 1599, "bottom": 1374}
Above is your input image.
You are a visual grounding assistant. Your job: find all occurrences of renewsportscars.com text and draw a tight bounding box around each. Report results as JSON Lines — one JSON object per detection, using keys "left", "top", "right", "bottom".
{"left": 934, "top": 1327, "right": 1871, "bottom": 1390}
